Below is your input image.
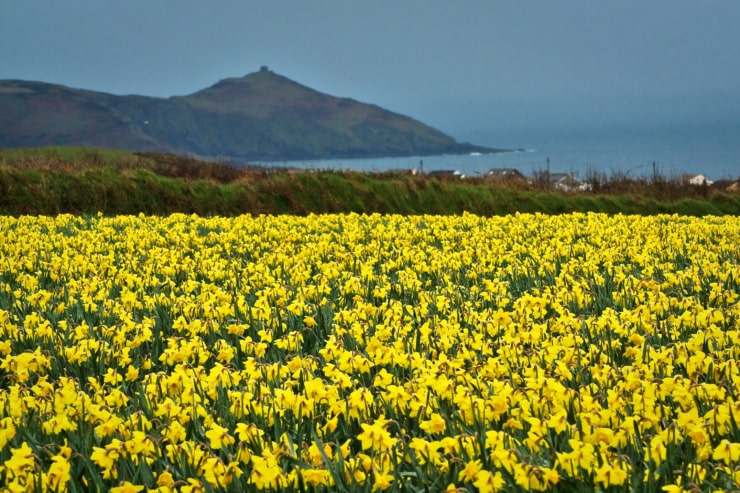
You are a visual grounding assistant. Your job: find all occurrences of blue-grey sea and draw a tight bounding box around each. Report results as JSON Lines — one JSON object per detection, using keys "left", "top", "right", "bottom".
{"left": 258, "top": 122, "right": 740, "bottom": 181}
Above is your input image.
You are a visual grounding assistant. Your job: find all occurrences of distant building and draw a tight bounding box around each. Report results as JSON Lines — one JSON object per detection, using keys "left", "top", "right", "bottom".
{"left": 548, "top": 173, "right": 591, "bottom": 192}
{"left": 675, "top": 173, "right": 714, "bottom": 186}
{"left": 428, "top": 169, "right": 466, "bottom": 179}
{"left": 486, "top": 168, "right": 528, "bottom": 181}
{"left": 710, "top": 179, "right": 735, "bottom": 191}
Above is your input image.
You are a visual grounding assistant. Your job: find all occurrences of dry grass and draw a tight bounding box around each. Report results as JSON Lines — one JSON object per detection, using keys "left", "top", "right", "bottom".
{"left": 2, "top": 146, "right": 736, "bottom": 199}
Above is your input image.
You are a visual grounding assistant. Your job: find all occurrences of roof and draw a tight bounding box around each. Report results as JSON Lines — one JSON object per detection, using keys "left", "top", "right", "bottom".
{"left": 548, "top": 173, "right": 581, "bottom": 184}
{"left": 428, "top": 169, "right": 466, "bottom": 179}
{"left": 487, "top": 168, "right": 526, "bottom": 178}
{"left": 544, "top": 172, "right": 592, "bottom": 191}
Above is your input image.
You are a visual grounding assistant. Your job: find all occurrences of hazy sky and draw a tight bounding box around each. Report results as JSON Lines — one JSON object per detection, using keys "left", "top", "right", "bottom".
{"left": 2, "top": 1, "right": 739, "bottom": 144}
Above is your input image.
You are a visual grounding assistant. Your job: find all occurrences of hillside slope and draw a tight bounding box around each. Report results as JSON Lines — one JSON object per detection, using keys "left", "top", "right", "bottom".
{"left": 0, "top": 68, "right": 501, "bottom": 161}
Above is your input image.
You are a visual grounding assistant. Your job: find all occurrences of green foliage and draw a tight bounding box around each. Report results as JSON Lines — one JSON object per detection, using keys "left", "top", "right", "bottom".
{"left": 1, "top": 147, "right": 739, "bottom": 216}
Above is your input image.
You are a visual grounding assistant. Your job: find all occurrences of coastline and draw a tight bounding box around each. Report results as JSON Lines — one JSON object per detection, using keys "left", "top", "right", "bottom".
{"left": 256, "top": 122, "right": 740, "bottom": 181}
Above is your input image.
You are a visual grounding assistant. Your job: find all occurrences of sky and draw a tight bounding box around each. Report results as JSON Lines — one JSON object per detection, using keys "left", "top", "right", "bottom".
{"left": 2, "top": 0, "right": 739, "bottom": 147}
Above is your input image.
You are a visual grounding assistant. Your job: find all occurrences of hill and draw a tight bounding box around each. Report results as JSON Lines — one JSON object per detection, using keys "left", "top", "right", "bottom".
{"left": 0, "top": 67, "right": 501, "bottom": 162}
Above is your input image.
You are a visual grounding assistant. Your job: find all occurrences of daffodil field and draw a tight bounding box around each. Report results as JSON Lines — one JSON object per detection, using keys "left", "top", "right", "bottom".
{"left": 1, "top": 212, "right": 740, "bottom": 492}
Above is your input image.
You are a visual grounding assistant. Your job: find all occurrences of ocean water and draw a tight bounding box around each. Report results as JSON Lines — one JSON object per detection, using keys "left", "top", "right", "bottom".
{"left": 259, "top": 121, "right": 740, "bottom": 181}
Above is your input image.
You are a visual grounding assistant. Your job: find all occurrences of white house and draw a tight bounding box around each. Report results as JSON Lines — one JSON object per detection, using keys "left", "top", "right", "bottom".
{"left": 677, "top": 174, "right": 714, "bottom": 186}
{"left": 548, "top": 173, "right": 591, "bottom": 192}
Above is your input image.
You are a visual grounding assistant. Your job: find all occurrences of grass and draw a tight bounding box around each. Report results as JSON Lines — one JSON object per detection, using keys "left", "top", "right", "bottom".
{"left": 1, "top": 146, "right": 739, "bottom": 216}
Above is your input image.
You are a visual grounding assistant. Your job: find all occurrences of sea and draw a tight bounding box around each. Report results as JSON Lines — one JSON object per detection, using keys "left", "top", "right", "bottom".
{"left": 256, "top": 121, "right": 740, "bottom": 181}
